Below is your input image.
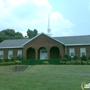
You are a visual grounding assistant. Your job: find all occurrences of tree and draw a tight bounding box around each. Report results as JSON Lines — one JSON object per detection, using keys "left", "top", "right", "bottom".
{"left": 0, "top": 29, "right": 24, "bottom": 42}
{"left": 15, "top": 32, "right": 24, "bottom": 39}
{"left": 27, "top": 29, "right": 38, "bottom": 38}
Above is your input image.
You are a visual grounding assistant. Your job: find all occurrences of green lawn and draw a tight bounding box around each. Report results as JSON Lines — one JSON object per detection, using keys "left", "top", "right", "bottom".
{"left": 0, "top": 65, "right": 90, "bottom": 90}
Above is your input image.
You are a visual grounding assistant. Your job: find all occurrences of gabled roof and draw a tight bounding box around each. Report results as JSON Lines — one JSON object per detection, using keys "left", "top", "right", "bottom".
{"left": 0, "top": 33, "right": 64, "bottom": 49}
{"left": 0, "top": 33, "right": 90, "bottom": 49}
{"left": 54, "top": 35, "right": 90, "bottom": 46}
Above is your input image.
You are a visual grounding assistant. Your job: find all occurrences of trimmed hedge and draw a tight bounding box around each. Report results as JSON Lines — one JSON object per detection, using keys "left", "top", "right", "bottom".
{"left": 22, "top": 59, "right": 59, "bottom": 65}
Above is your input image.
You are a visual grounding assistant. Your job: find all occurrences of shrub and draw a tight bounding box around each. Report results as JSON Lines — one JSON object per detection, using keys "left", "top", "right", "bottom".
{"left": 10, "top": 57, "right": 15, "bottom": 61}
{"left": 4, "top": 58, "right": 9, "bottom": 62}
{"left": 16, "top": 56, "right": 23, "bottom": 61}
{"left": 0, "top": 59, "right": 2, "bottom": 62}
{"left": 63, "top": 54, "right": 71, "bottom": 60}
{"left": 88, "top": 56, "right": 90, "bottom": 60}
{"left": 73, "top": 55, "right": 79, "bottom": 60}
{"left": 70, "top": 60, "right": 75, "bottom": 65}
{"left": 43, "top": 61, "right": 49, "bottom": 65}
{"left": 61, "top": 58, "right": 68, "bottom": 61}
{"left": 87, "top": 61, "right": 90, "bottom": 65}
{"left": 81, "top": 61, "right": 87, "bottom": 65}
{"left": 75, "top": 60, "right": 81, "bottom": 65}
{"left": 15, "top": 60, "right": 22, "bottom": 65}
{"left": 81, "top": 55, "right": 87, "bottom": 61}
{"left": 59, "top": 61, "right": 65, "bottom": 65}
{"left": 66, "top": 61, "right": 71, "bottom": 65}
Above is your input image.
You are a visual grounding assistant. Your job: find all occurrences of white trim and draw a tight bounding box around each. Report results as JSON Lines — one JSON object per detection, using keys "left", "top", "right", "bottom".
{"left": 80, "top": 48, "right": 86, "bottom": 57}
{"left": 8, "top": 50, "right": 13, "bottom": 59}
{"left": 0, "top": 51, "right": 4, "bottom": 59}
{"left": 69, "top": 48, "right": 75, "bottom": 57}
{"left": 65, "top": 43, "right": 90, "bottom": 46}
{"left": 0, "top": 46, "right": 23, "bottom": 49}
{"left": 17, "top": 50, "right": 22, "bottom": 57}
{"left": 23, "top": 33, "right": 64, "bottom": 46}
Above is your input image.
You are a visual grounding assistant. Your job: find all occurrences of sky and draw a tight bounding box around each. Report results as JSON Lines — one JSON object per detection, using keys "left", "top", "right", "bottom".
{"left": 0, "top": 0, "right": 90, "bottom": 37}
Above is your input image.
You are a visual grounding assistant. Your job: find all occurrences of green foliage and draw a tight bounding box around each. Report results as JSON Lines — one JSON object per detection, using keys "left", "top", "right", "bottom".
{"left": 16, "top": 56, "right": 23, "bottom": 61}
{"left": 15, "top": 60, "right": 22, "bottom": 65}
{"left": 43, "top": 61, "right": 49, "bottom": 65}
{"left": 81, "top": 55, "right": 87, "bottom": 61}
{"left": 4, "top": 58, "right": 9, "bottom": 62}
{"left": 10, "top": 57, "right": 15, "bottom": 62}
{"left": 61, "top": 58, "right": 68, "bottom": 61}
{"left": 0, "top": 29, "right": 24, "bottom": 42}
{"left": 27, "top": 29, "right": 38, "bottom": 38}
{"left": 63, "top": 54, "right": 71, "bottom": 60}
{"left": 15, "top": 32, "right": 24, "bottom": 39}
{"left": 70, "top": 60, "right": 75, "bottom": 65}
{"left": 59, "top": 61, "right": 65, "bottom": 65}
{"left": 0, "top": 62, "right": 15, "bottom": 66}
{"left": 87, "top": 61, "right": 90, "bottom": 65}
{"left": 73, "top": 55, "right": 79, "bottom": 60}
{"left": 75, "top": 60, "right": 81, "bottom": 65}
{"left": 88, "top": 56, "right": 90, "bottom": 60}
{"left": 0, "top": 59, "right": 2, "bottom": 62}
{"left": 81, "top": 61, "right": 87, "bottom": 65}
{"left": 66, "top": 61, "right": 71, "bottom": 65}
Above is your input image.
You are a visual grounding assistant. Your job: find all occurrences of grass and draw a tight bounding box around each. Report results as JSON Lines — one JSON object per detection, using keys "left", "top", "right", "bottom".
{"left": 0, "top": 65, "right": 90, "bottom": 90}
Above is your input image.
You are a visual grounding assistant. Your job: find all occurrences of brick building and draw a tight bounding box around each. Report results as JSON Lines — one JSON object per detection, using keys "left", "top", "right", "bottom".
{"left": 0, "top": 33, "right": 90, "bottom": 60}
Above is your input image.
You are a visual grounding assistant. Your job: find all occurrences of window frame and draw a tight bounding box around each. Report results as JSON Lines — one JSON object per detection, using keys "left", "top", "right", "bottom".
{"left": 80, "top": 48, "right": 86, "bottom": 57}
{"left": 17, "top": 50, "right": 22, "bottom": 57}
{"left": 0, "top": 51, "right": 4, "bottom": 59}
{"left": 8, "top": 50, "right": 13, "bottom": 59}
{"left": 69, "top": 48, "right": 75, "bottom": 57}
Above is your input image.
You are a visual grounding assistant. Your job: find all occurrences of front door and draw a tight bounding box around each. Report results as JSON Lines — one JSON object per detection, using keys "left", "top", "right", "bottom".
{"left": 40, "top": 49, "right": 47, "bottom": 60}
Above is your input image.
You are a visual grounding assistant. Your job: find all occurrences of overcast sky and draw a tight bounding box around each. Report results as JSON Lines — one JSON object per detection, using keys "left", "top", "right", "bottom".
{"left": 0, "top": 0, "right": 90, "bottom": 37}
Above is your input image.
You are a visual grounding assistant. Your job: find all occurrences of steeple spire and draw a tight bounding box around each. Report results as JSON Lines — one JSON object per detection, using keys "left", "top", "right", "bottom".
{"left": 47, "top": 12, "right": 52, "bottom": 36}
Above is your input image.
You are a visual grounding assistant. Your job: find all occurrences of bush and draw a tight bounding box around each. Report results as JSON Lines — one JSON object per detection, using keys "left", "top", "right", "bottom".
{"left": 66, "top": 61, "right": 71, "bottom": 65}
{"left": 4, "top": 58, "right": 9, "bottom": 62}
{"left": 10, "top": 57, "right": 15, "bottom": 62}
{"left": 43, "top": 61, "right": 49, "bottom": 65}
{"left": 81, "top": 55, "right": 87, "bottom": 61}
{"left": 73, "top": 55, "right": 79, "bottom": 60}
{"left": 16, "top": 56, "right": 23, "bottom": 61}
{"left": 15, "top": 60, "right": 22, "bottom": 65}
{"left": 87, "top": 61, "right": 90, "bottom": 65}
{"left": 81, "top": 61, "right": 87, "bottom": 65}
{"left": 70, "top": 60, "right": 75, "bottom": 65}
{"left": 75, "top": 60, "right": 81, "bottom": 65}
{"left": 59, "top": 61, "right": 65, "bottom": 65}
{"left": 0, "top": 59, "right": 2, "bottom": 62}
{"left": 61, "top": 58, "right": 68, "bottom": 61}
{"left": 88, "top": 56, "right": 90, "bottom": 60}
{"left": 63, "top": 54, "right": 71, "bottom": 60}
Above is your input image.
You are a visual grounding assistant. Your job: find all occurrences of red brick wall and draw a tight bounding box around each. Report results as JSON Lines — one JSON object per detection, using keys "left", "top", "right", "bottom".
{"left": 23, "top": 34, "right": 65, "bottom": 59}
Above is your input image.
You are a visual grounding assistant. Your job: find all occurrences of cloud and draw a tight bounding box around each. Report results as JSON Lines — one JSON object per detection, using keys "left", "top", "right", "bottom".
{"left": 0, "top": 0, "right": 75, "bottom": 37}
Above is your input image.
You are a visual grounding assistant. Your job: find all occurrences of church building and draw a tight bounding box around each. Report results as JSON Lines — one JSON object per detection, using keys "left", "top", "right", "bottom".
{"left": 0, "top": 33, "right": 90, "bottom": 60}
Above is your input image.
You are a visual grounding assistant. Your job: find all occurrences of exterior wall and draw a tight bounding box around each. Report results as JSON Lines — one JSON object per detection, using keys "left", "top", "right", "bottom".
{"left": 0, "top": 48, "right": 23, "bottom": 59}
{"left": 23, "top": 34, "right": 65, "bottom": 59}
{"left": 66, "top": 45, "right": 90, "bottom": 57}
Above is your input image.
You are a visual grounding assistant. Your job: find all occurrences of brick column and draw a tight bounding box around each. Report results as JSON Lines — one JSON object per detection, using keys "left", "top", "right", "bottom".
{"left": 35, "top": 49, "right": 38, "bottom": 60}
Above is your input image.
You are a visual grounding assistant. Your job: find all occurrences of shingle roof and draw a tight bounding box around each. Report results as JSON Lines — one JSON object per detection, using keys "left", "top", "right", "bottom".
{"left": 54, "top": 35, "right": 90, "bottom": 46}
{"left": 0, "top": 33, "right": 90, "bottom": 48}
{"left": 0, "top": 39, "right": 30, "bottom": 48}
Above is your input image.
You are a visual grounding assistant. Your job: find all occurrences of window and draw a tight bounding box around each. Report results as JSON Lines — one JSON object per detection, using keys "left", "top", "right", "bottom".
{"left": 0, "top": 51, "right": 4, "bottom": 59}
{"left": 17, "top": 50, "right": 22, "bottom": 57}
{"left": 69, "top": 48, "right": 75, "bottom": 57}
{"left": 8, "top": 50, "right": 13, "bottom": 59}
{"left": 80, "top": 48, "right": 86, "bottom": 57}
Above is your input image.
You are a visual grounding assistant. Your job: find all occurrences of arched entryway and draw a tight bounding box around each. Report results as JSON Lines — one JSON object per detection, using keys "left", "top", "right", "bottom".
{"left": 26, "top": 47, "right": 35, "bottom": 59}
{"left": 38, "top": 47, "right": 48, "bottom": 60}
{"left": 50, "top": 46, "right": 60, "bottom": 59}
